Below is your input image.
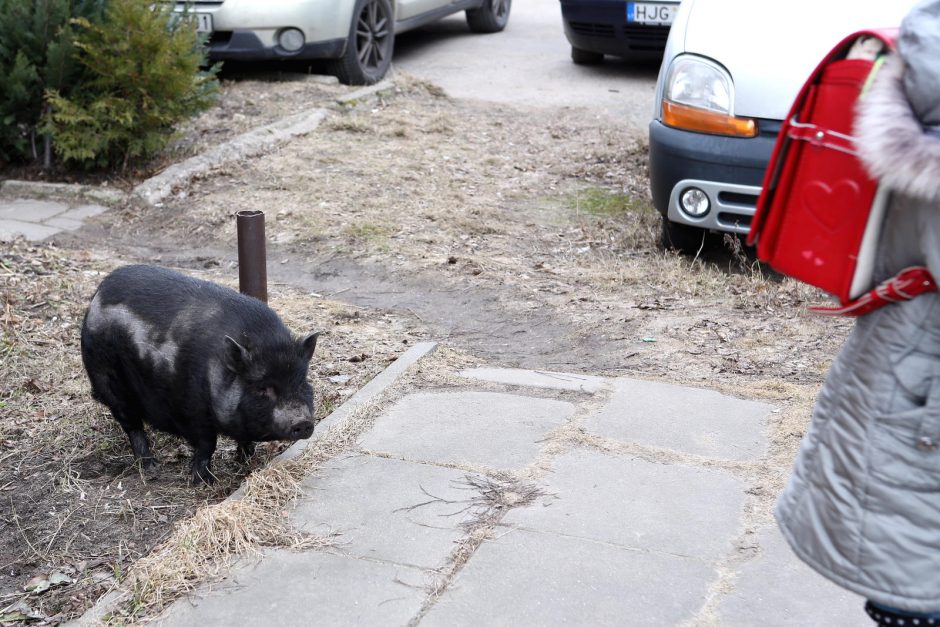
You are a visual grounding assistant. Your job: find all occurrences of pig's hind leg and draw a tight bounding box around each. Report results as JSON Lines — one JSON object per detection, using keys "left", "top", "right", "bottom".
{"left": 90, "top": 372, "right": 157, "bottom": 471}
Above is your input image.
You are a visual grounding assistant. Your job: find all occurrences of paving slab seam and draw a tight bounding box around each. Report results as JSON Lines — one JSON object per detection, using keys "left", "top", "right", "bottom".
{"left": 681, "top": 478, "right": 799, "bottom": 621}
{"left": 404, "top": 500, "right": 525, "bottom": 626}
{"left": 567, "top": 430, "right": 763, "bottom": 477}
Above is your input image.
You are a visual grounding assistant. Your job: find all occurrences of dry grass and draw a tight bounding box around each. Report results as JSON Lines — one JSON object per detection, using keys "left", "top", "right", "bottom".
{"left": 404, "top": 473, "right": 543, "bottom": 627}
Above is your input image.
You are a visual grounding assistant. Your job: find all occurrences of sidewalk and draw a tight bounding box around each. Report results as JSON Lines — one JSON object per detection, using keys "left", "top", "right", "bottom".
{"left": 0, "top": 197, "right": 109, "bottom": 242}
{"left": 134, "top": 345, "right": 862, "bottom": 626}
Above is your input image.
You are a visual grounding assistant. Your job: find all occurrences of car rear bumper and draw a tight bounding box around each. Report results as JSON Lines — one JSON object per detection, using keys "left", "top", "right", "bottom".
{"left": 648, "top": 119, "right": 780, "bottom": 234}
{"left": 205, "top": 31, "right": 345, "bottom": 61}
{"left": 560, "top": 1, "right": 670, "bottom": 58}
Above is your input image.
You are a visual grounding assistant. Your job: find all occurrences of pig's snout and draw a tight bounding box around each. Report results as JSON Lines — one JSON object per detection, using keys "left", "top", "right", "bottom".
{"left": 289, "top": 420, "right": 314, "bottom": 440}
{"left": 273, "top": 402, "right": 315, "bottom": 441}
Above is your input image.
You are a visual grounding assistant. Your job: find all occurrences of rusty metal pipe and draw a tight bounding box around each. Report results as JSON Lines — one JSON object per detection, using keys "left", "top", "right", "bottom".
{"left": 236, "top": 210, "right": 267, "bottom": 302}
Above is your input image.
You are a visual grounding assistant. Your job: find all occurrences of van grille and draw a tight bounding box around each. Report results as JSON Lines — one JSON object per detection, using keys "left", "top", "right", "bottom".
{"left": 622, "top": 25, "right": 670, "bottom": 50}
{"left": 568, "top": 22, "right": 616, "bottom": 38}
{"left": 568, "top": 22, "right": 671, "bottom": 50}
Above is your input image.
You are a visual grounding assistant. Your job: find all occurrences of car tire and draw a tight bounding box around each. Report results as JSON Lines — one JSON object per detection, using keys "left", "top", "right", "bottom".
{"left": 466, "top": 0, "right": 511, "bottom": 33}
{"left": 327, "top": 0, "right": 395, "bottom": 86}
{"left": 660, "top": 218, "right": 717, "bottom": 254}
{"left": 571, "top": 46, "right": 604, "bottom": 65}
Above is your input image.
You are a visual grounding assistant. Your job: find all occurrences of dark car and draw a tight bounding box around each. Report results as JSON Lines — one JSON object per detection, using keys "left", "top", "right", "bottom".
{"left": 559, "top": 0, "right": 679, "bottom": 64}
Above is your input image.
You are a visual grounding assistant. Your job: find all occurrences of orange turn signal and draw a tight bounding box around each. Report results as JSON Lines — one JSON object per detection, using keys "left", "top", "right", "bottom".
{"left": 662, "top": 100, "right": 758, "bottom": 138}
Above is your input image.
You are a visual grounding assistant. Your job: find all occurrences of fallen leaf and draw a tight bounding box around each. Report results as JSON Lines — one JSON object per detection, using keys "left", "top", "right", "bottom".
{"left": 23, "top": 576, "right": 49, "bottom": 593}
{"left": 0, "top": 600, "right": 44, "bottom": 622}
{"left": 48, "top": 572, "right": 73, "bottom": 586}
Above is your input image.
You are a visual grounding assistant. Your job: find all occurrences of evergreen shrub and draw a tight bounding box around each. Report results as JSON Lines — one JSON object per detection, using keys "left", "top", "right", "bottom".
{"left": 0, "top": 0, "right": 105, "bottom": 164}
{"left": 45, "top": 0, "right": 218, "bottom": 170}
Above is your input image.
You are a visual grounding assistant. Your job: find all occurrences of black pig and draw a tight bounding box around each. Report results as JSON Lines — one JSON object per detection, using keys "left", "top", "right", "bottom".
{"left": 80, "top": 265, "right": 319, "bottom": 484}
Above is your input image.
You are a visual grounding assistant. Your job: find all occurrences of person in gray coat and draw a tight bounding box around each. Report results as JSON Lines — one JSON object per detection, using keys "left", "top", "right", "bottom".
{"left": 775, "top": 1, "right": 940, "bottom": 624}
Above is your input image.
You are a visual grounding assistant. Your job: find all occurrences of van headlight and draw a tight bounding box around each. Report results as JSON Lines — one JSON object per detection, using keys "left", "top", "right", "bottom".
{"left": 661, "top": 55, "right": 757, "bottom": 138}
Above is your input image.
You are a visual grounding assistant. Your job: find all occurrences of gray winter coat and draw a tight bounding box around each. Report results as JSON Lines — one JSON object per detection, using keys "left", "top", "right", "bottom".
{"left": 775, "top": 6, "right": 940, "bottom": 613}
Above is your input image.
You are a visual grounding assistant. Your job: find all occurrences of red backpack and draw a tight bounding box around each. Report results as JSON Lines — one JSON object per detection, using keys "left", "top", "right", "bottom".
{"left": 747, "top": 29, "right": 936, "bottom": 316}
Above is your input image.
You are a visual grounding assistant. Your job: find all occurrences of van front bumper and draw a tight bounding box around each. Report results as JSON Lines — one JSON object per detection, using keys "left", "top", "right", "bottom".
{"left": 648, "top": 118, "right": 780, "bottom": 235}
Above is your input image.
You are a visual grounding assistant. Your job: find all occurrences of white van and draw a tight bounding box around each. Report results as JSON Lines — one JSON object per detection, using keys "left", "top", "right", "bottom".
{"left": 648, "top": 0, "right": 920, "bottom": 252}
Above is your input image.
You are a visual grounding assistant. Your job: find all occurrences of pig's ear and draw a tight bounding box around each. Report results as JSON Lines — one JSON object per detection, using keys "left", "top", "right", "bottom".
{"left": 223, "top": 335, "right": 252, "bottom": 372}
{"left": 300, "top": 332, "right": 320, "bottom": 362}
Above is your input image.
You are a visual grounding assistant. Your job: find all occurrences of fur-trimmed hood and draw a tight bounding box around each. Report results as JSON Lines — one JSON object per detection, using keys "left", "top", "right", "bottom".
{"left": 854, "top": 54, "right": 940, "bottom": 202}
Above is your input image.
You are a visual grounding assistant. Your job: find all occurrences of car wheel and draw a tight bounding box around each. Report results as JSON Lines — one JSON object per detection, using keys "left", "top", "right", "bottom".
{"left": 571, "top": 46, "right": 604, "bottom": 65}
{"left": 660, "top": 217, "right": 716, "bottom": 254}
{"left": 466, "top": 0, "right": 511, "bottom": 33}
{"left": 327, "top": 0, "right": 395, "bottom": 85}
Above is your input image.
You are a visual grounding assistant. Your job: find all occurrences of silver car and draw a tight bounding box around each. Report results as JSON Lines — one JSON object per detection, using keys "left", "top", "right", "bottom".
{"left": 648, "top": 0, "right": 918, "bottom": 253}
{"left": 177, "top": 0, "right": 511, "bottom": 85}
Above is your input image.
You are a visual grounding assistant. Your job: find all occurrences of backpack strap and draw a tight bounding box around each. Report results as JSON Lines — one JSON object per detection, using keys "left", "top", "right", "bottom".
{"left": 786, "top": 119, "right": 858, "bottom": 156}
{"left": 810, "top": 266, "right": 938, "bottom": 316}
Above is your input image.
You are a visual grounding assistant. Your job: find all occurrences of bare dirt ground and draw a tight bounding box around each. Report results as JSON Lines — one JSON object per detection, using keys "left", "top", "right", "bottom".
{"left": 0, "top": 68, "right": 852, "bottom": 623}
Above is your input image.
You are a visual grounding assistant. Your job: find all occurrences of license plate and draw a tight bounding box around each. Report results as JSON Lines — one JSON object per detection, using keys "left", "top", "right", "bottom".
{"left": 626, "top": 2, "right": 678, "bottom": 25}
{"left": 193, "top": 12, "right": 212, "bottom": 33}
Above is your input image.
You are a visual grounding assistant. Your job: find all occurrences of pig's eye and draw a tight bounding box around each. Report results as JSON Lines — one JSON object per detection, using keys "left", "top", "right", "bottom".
{"left": 255, "top": 386, "right": 277, "bottom": 401}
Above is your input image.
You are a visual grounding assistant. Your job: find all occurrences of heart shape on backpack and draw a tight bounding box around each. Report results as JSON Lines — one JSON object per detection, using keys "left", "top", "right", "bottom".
{"left": 801, "top": 179, "right": 861, "bottom": 231}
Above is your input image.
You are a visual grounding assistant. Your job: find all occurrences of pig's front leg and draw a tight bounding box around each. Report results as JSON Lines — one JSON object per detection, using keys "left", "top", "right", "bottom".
{"left": 190, "top": 435, "right": 218, "bottom": 485}
{"left": 236, "top": 440, "right": 256, "bottom": 463}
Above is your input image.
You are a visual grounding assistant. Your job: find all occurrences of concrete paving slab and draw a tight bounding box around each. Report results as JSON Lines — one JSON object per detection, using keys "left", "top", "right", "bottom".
{"left": 0, "top": 198, "right": 67, "bottom": 221}
{"left": 0, "top": 179, "right": 126, "bottom": 203}
{"left": 358, "top": 391, "right": 574, "bottom": 469}
{"left": 459, "top": 367, "right": 607, "bottom": 394}
{"left": 0, "top": 219, "right": 61, "bottom": 241}
{"left": 584, "top": 377, "right": 773, "bottom": 461}
{"left": 59, "top": 203, "right": 109, "bottom": 220}
{"left": 44, "top": 217, "right": 84, "bottom": 231}
{"left": 291, "top": 454, "right": 479, "bottom": 570}
{"left": 503, "top": 449, "right": 746, "bottom": 561}
{"left": 422, "top": 527, "right": 715, "bottom": 626}
{"left": 157, "top": 549, "right": 427, "bottom": 627}
{"left": 717, "top": 524, "right": 864, "bottom": 626}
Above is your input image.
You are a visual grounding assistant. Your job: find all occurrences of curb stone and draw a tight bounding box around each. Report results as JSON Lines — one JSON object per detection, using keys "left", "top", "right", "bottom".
{"left": 335, "top": 78, "right": 396, "bottom": 106}
{"left": 66, "top": 341, "right": 438, "bottom": 627}
{"left": 132, "top": 108, "right": 330, "bottom": 206}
